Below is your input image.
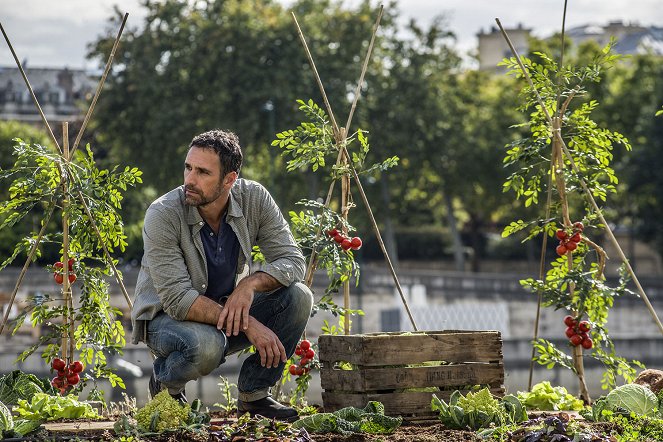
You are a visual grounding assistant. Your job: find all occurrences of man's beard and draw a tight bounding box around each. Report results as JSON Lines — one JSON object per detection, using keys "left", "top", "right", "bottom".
{"left": 184, "top": 184, "right": 222, "bottom": 207}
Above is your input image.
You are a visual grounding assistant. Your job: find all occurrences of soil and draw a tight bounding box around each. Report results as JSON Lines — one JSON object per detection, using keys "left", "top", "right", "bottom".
{"left": 32, "top": 421, "right": 483, "bottom": 441}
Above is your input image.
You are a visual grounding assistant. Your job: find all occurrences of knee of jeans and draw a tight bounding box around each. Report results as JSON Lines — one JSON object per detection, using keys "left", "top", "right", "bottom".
{"left": 186, "top": 331, "right": 226, "bottom": 376}
{"left": 285, "top": 282, "right": 313, "bottom": 322}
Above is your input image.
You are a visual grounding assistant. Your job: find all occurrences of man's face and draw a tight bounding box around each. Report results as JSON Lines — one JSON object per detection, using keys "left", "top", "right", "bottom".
{"left": 183, "top": 146, "right": 232, "bottom": 207}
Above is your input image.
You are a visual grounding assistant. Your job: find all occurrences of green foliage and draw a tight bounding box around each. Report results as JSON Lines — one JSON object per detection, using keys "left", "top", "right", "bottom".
{"left": 214, "top": 413, "right": 302, "bottom": 440}
{"left": 134, "top": 391, "right": 191, "bottom": 433}
{"left": 603, "top": 384, "right": 658, "bottom": 417}
{"left": 431, "top": 388, "right": 527, "bottom": 430}
{"left": 14, "top": 393, "right": 100, "bottom": 421}
{"left": 501, "top": 40, "right": 643, "bottom": 392}
{"left": 516, "top": 381, "right": 585, "bottom": 411}
{"left": 292, "top": 401, "right": 402, "bottom": 435}
{"left": 213, "top": 376, "right": 237, "bottom": 412}
{"left": 0, "top": 139, "right": 141, "bottom": 388}
{"left": 0, "top": 401, "right": 12, "bottom": 433}
{"left": 0, "top": 370, "right": 55, "bottom": 406}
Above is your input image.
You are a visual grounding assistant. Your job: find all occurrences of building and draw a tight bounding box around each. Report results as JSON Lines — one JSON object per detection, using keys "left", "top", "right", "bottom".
{"left": 477, "top": 20, "right": 663, "bottom": 71}
{"left": 477, "top": 23, "right": 531, "bottom": 71}
{"left": 567, "top": 21, "right": 663, "bottom": 56}
{"left": 0, "top": 66, "right": 95, "bottom": 124}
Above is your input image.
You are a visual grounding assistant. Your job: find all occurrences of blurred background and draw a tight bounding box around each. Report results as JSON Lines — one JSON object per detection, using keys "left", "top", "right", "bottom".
{"left": 1, "top": 0, "right": 662, "bottom": 406}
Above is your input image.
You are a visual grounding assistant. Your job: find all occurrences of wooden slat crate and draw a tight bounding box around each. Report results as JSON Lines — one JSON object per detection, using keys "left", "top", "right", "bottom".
{"left": 319, "top": 330, "right": 505, "bottom": 421}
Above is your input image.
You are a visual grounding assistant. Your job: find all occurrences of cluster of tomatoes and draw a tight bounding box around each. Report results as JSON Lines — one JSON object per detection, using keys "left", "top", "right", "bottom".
{"left": 53, "top": 258, "right": 77, "bottom": 285}
{"left": 326, "top": 229, "right": 362, "bottom": 252}
{"left": 289, "top": 339, "right": 315, "bottom": 377}
{"left": 564, "top": 315, "right": 593, "bottom": 349}
{"left": 50, "top": 358, "right": 83, "bottom": 394}
{"left": 555, "top": 222, "right": 584, "bottom": 256}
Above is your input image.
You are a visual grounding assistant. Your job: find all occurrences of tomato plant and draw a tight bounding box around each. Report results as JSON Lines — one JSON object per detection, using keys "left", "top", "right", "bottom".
{"left": 271, "top": 99, "right": 398, "bottom": 404}
{"left": 0, "top": 139, "right": 142, "bottom": 396}
{"left": 500, "top": 42, "right": 643, "bottom": 398}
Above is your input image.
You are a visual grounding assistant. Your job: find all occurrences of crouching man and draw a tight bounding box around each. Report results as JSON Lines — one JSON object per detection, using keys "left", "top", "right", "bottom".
{"left": 131, "top": 129, "right": 312, "bottom": 421}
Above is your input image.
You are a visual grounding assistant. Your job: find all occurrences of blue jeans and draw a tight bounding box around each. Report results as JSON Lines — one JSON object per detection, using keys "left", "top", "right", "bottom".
{"left": 146, "top": 282, "right": 313, "bottom": 401}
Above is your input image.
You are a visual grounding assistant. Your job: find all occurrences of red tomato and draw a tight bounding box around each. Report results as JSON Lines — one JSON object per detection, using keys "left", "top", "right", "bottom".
{"left": 563, "top": 315, "right": 576, "bottom": 327}
{"left": 51, "top": 377, "right": 64, "bottom": 388}
{"left": 333, "top": 234, "right": 345, "bottom": 244}
{"left": 66, "top": 373, "right": 80, "bottom": 385}
{"left": 299, "top": 357, "right": 310, "bottom": 366}
{"left": 565, "top": 327, "right": 576, "bottom": 338}
{"left": 341, "top": 239, "right": 353, "bottom": 250}
{"left": 573, "top": 222, "right": 584, "bottom": 232}
{"left": 68, "top": 273, "right": 77, "bottom": 284}
{"left": 581, "top": 338, "right": 593, "bottom": 349}
{"left": 54, "top": 261, "right": 64, "bottom": 269}
{"left": 294, "top": 366, "right": 305, "bottom": 376}
{"left": 350, "top": 237, "right": 362, "bottom": 250}
{"left": 578, "top": 321, "right": 590, "bottom": 333}
{"left": 556, "top": 244, "right": 567, "bottom": 256}
{"left": 570, "top": 335, "right": 583, "bottom": 346}
{"left": 289, "top": 365, "right": 298, "bottom": 375}
{"left": 555, "top": 229, "right": 567, "bottom": 240}
{"left": 327, "top": 229, "right": 338, "bottom": 237}
{"left": 52, "top": 357, "right": 66, "bottom": 371}
{"left": 67, "top": 258, "right": 75, "bottom": 270}
{"left": 69, "top": 361, "right": 84, "bottom": 373}
{"left": 294, "top": 346, "right": 303, "bottom": 356}
{"left": 299, "top": 340, "right": 311, "bottom": 351}
{"left": 305, "top": 348, "right": 315, "bottom": 359}
{"left": 566, "top": 241, "right": 577, "bottom": 251}
{"left": 54, "top": 273, "right": 64, "bottom": 285}
{"left": 570, "top": 232, "right": 582, "bottom": 243}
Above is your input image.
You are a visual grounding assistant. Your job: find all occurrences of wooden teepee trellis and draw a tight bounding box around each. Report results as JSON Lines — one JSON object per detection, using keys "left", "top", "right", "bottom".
{"left": 0, "top": 14, "right": 134, "bottom": 359}
{"left": 291, "top": 5, "right": 418, "bottom": 334}
{"left": 495, "top": 8, "right": 663, "bottom": 401}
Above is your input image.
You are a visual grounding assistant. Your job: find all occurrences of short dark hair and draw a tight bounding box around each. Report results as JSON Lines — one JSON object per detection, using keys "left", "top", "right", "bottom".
{"left": 189, "top": 129, "right": 243, "bottom": 175}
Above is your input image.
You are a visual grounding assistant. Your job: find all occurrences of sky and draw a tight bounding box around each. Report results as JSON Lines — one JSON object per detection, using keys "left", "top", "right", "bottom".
{"left": 0, "top": 0, "right": 661, "bottom": 70}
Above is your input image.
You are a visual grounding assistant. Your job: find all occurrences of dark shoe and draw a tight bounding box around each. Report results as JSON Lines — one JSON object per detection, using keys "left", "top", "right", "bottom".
{"left": 148, "top": 371, "right": 188, "bottom": 404}
{"left": 237, "top": 396, "right": 299, "bottom": 422}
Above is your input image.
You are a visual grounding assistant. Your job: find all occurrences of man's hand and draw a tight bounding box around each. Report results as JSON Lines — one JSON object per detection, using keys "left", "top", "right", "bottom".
{"left": 244, "top": 317, "right": 287, "bottom": 368}
{"left": 217, "top": 281, "right": 254, "bottom": 336}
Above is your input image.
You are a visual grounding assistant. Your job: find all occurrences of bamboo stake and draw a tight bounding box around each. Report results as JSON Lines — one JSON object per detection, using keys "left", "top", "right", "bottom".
{"left": 496, "top": 18, "right": 663, "bottom": 336}
{"left": 69, "top": 13, "right": 128, "bottom": 161}
{"left": 61, "top": 123, "right": 75, "bottom": 362}
{"left": 341, "top": 140, "right": 351, "bottom": 335}
{"left": 302, "top": 7, "right": 383, "bottom": 287}
{"left": 0, "top": 201, "right": 57, "bottom": 335}
{"left": 1, "top": 17, "right": 134, "bottom": 310}
{"left": 0, "top": 22, "right": 62, "bottom": 155}
{"left": 292, "top": 9, "right": 417, "bottom": 330}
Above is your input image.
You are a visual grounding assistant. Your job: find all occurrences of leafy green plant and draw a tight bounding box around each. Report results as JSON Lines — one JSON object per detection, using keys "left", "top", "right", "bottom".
{"left": 213, "top": 376, "right": 237, "bottom": 413}
{"left": 500, "top": 41, "right": 643, "bottom": 396}
{"left": 431, "top": 388, "right": 527, "bottom": 430}
{"left": 516, "top": 381, "right": 585, "bottom": 411}
{"left": 14, "top": 393, "right": 101, "bottom": 421}
{"left": 582, "top": 384, "right": 660, "bottom": 422}
{"left": 292, "top": 401, "right": 402, "bottom": 435}
{"left": 272, "top": 99, "right": 397, "bottom": 404}
{"left": 0, "top": 140, "right": 142, "bottom": 393}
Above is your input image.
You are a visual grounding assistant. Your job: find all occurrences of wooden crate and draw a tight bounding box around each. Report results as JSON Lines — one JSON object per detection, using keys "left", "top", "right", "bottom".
{"left": 318, "top": 330, "right": 505, "bottom": 421}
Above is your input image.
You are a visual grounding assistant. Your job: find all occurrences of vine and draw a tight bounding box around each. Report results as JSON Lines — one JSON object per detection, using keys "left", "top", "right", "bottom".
{"left": 500, "top": 41, "right": 643, "bottom": 399}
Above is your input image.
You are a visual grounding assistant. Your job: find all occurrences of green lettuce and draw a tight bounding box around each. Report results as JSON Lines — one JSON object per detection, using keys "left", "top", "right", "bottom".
{"left": 292, "top": 401, "right": 402, "bottom": 435}
{"left": 14, "top": 393, "right": 101, "bottom": 421}
{"left": 431, "top": 388, "right": 527, "bottom": 430}
{"left": 517, "top": 381, "right": 584, "bottom": 411}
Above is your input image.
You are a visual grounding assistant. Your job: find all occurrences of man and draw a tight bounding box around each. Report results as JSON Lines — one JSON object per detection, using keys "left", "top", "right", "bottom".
{"left": 131, "top": 129, "right": 312, "bottom": 421}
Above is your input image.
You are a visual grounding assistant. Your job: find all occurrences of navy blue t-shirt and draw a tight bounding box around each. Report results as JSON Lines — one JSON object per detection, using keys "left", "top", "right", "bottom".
{"left": 200, "top": 215, "right": 240, "bottom": 303}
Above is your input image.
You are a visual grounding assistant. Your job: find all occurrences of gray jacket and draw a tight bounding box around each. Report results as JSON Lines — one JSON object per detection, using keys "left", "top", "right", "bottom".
{"left": 131, "top": 178, "right": 305, "bottom": 344}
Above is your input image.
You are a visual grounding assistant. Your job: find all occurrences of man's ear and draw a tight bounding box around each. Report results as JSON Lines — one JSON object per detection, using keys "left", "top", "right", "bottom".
{"left": 224, "top": 171, "right": 238, "bottom": 187}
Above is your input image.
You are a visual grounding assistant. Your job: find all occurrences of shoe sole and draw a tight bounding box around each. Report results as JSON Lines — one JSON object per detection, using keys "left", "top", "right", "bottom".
{"left": 237, "top": 411, "right": 299, "bottom": 422}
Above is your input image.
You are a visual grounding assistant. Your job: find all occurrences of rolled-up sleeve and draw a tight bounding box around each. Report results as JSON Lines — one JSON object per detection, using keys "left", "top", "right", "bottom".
{"left": 254, "top": 188, "right": 305, "bottom": 287}
{"left": 142, "top": 206, "right": 199, "bottom": 320}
